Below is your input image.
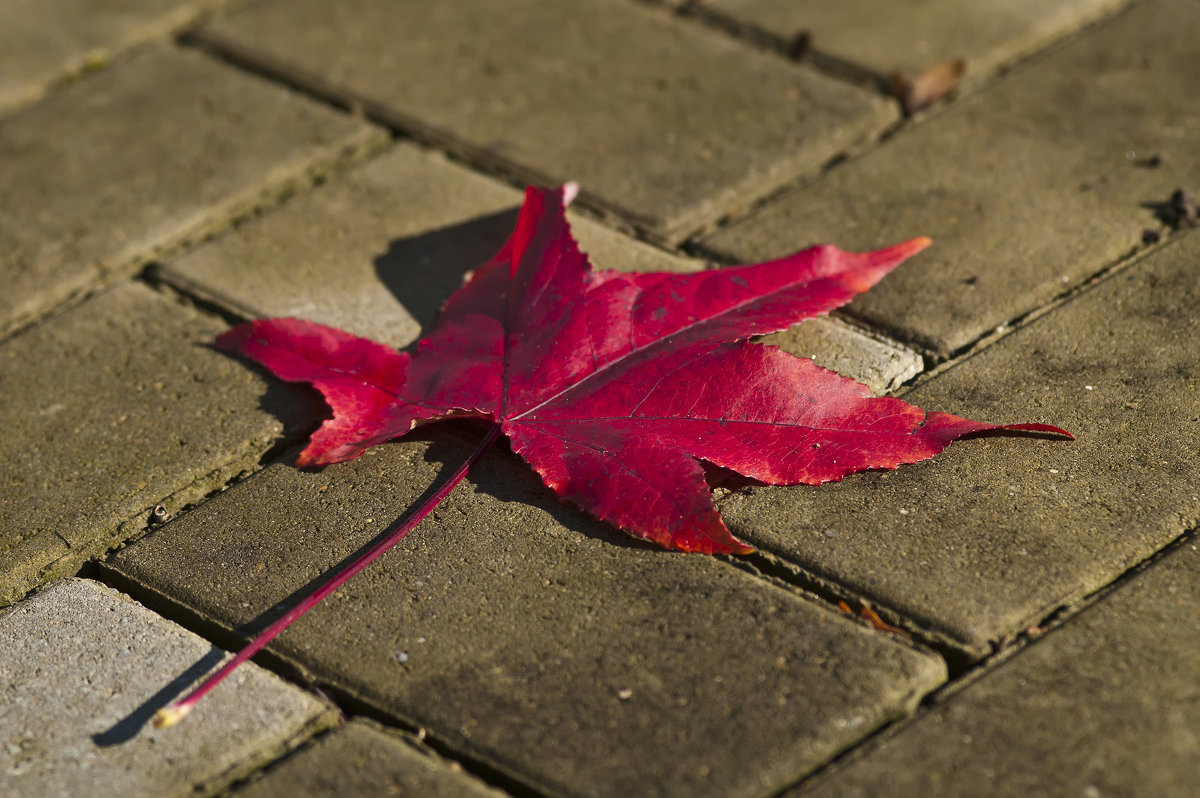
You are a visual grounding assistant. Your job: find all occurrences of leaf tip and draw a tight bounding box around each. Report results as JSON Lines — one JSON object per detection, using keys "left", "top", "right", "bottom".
{"left": 561, "top": 181, "right": 580, "bottom": 207}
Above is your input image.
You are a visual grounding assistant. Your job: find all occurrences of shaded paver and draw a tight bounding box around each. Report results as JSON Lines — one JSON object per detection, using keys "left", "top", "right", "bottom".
{"left": 104, "top": 432, "right": 946, "bottom": 797}
{"left": 192, "top": 0, "right": 895, "bottom": 242}
{"left": 720, "top": 228, "right": 1200, "bottom": 659}
{"left": 0, "top": 282, "right": 322, "bottom": 607}
{"left": 702, "top": 0, "right": 1200, "bottom": 358}
{"left": 233, "top": 719, "right": 503, "bottom": 798}
{"left": 693, "top": 0, "right": 1127, "bottom": 85}
{"left": 792, "top": 539, "right": 1200, "bottom": 797}
{"left": 0, "top": 0, "right": 229, "bottom": 114}
{"left": 0, "top": 578, "right": 334, "bottom": 798}
{"left": 159, "top": 141, "right": 922, "bottom": 394}
{"left": 0, "top": 43, "right": 384, "bottom": 337}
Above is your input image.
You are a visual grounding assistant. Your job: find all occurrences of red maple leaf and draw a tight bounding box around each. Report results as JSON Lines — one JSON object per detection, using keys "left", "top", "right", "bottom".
{"left": 217, "top": 183, "right": 1066, "bottom": 555}
{"left": 157, "top": 184, "right": 1068, "bottom": 726}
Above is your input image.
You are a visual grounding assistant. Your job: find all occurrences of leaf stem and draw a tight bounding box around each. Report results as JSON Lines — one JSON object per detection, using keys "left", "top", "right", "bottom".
{"left": 154, "top": 423, "right": 503, "bottom": 728}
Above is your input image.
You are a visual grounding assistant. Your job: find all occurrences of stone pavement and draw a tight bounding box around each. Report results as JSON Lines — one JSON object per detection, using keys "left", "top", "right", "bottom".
{"left": 2, "top": 0, "right": 1197, "bottom": 795}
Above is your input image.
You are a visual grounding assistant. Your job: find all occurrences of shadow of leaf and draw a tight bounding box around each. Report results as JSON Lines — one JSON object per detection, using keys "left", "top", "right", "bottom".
{"left": 373, "top": 207, "right": 519, "bottom": 336}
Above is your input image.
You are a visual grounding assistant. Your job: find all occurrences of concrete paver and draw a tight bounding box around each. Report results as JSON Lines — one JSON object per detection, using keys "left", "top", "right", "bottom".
{"left": 0, "top": 43, "right": 384, "bottom": 337}
{"left": 693, "top": 0, "right": 1127, "bottom": 86}
{"left": 720, "top": 228, "right": 1200, "bottom": 659}
{"left": 0, "top": 0, "right": 229, "bottom": 115}
{"left": 0, "top": 578, "right": 334, "bottom": 798}
{"left": 702, "top": 0, "right": 1200, "bottom": 358}
{"left": 792, "top": 538, "right": 1200, "bottom": 797}
{"left": 0, "top": 282, "right": 322, "bottom": 607}
{"left": 161, "top": 141, "right": 921, "bottom": 395}
{"left": 233, "top": 719, "right": 504, "bottom": 798}
{"left": 193, "top": 0, "right": 895, "bottom": 242}
{"left": 104, "top": 432, "right": 946, "bottom": 796}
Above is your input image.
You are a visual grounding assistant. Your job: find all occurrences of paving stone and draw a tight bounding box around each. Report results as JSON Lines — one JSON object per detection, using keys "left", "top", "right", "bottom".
{"left": 161, "top": 141, "right": 921, "bottom": 395}
{"left": 0, "top": 578, "right": 334, "bottom": 798}
{"left": 104, "top": 430, "right": 946, "bottom": 797}
{"left": 693, "top": 0, "right": 1127, "bottom": 85}
{"left": 0, "top": 0, "right": 230, "bottom": 115}
{"left": 193, "top": 0, "right": 895, "bottom": 242}
{"left": 233, "top": 719, "right": 503, "bottom": 798}
{"left": 0, "top": 282, "right": 322, "bottom": 607}
{"left": 719, "top": 227, "right": 1200, "bottom": 660}
{"left": 0, "top": 43, "right": 385, "bottom": 337}
{"left": 702, "top": 0, "right": 1200, "bottom": 358}
{"left": 792, "top": 539, "right": 1200, "bottom": 797}
{"left": 762, "top": 319, "right": 922, "bottom": 395}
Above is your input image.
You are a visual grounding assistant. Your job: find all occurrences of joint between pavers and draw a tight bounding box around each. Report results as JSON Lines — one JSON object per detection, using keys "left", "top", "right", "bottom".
{"left": 723, "top": 544, "right": 973, "bottom": 673}
{"left": 0, "top": 443, "right": 266, "bottom": 610}
{"left": 0, "top": 1, "right": 248, "bottom": 119}
{"left": 904, "top": 227, "right": 1194, "bottom": 391}
{"left": 0, "top": 110, "right": 388, "bottom": 345}
{"left": 182, "top": 20, "right": 895, "bottom": 248}
{"left": 670, "top": 0, "right": 895, "bottom": 96}
{"left": 96, "top": 558, "right": 553, "bottom": 798}
{"left": 194, "top": 706, "right": 342, "bottom": 798}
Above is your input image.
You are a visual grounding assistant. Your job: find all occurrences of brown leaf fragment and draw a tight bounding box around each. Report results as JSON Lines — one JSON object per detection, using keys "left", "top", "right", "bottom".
{"left": 891, "top": 58, "right": 967, "bottom": 114}
{"left": 837, "top": 601, "right": 910, "bottom": 638}
{"left": 859, "top": 606, "right": 910, "bottom": 637}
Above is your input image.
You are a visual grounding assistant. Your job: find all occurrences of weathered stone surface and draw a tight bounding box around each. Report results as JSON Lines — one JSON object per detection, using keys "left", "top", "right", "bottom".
{"left": 702, "top": 0, "right": 1200, "bottom": 358}
{"left": 0, "top": 578, "right": 334, "bottom": 798}
{"left": 0, "top": 282, "right": 321, "bottom": 607}
{"left": 233, "top": 719, "right": 503, "bottom": 798}
{"left": 694, "top": 0, "right": 1127, "bottom": 84}
{"left": 793, "top": 539, "right": 1200, "bottom": 797}
{"left": 104, "top": 431, "right": 946, "bottom": 797}
{"left": 0, "top": 43, "right": 384, "bottom": 337}
{"left": 161, "top": 142, "right": 921, "bottom": 394}
{"left": 193, "top": 0, "right": 895, "bottom": 242}
{"left": 720, "top": 227, "right": 1200, "bottom": 659}
{"left": 0, "top": 0, "right": 229, "bottom": 114}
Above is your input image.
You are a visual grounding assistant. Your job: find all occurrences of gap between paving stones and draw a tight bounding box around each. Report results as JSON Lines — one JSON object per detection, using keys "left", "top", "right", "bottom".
{"left": 172, "top": 28, "right": 676, "bottom": 248}
{"left": 174, "top": 26, "right": 676, "bottom": 254}
{"left": 653, "top": 0, "right": 896, "bottom": 95}
{"left": 671, "top": 0, "right": 1135, "bottom": 101}
{"left": 95, "top": 552, "right": 539, "bottom": 798}
{"left": 779, "top": 522, "right": 1200, "bottom": 796}
{"left": 0, "top": 0, "right": 246, "bottom": 118}
{"left": 0, "top": 122, "right": 389, "bottom": 343}
{"left": 907, "top": 226, "right": 1189, "bottom": 389}
{"left": 0, "top": 43, "right": 390, "bottom": 344}
{"left": 179, "top": 5, "right": 896, "bottom": 248}
{"left": 683, "top": 0, "right": 1146, "bottom": 296}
